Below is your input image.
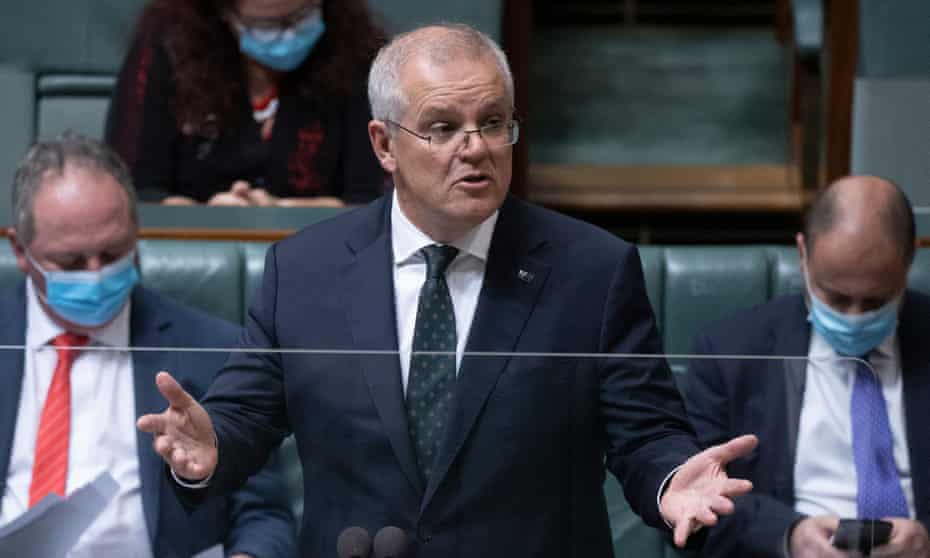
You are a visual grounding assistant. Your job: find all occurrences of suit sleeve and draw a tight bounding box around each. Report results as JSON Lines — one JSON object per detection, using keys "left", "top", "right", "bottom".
{"left": 681, "top": 332, "right": 804, "bottom": 557}
{"left": 160, "top": 299, "right": 296, "bottom": 557}
{"left": 201, "top": 244, "right": 292, "bottom": 497}
{"left": 600, "top": 245, "right": 702, "bottom": 530}
{"left": 223, "top": 448, "right": 298, "bottom": 558}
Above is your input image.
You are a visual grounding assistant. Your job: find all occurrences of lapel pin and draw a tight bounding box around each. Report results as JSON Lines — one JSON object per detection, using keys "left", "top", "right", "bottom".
{"left": 518, "top": 269, "right": 534, "bottom": 283}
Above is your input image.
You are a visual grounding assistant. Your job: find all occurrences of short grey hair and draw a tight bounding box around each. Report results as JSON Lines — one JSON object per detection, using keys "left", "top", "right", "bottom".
{"left": 368, "top": 23, "right": 515, "bottom": 122}
{"left": 11, "top": 131, "right": 138, "bottom": 245}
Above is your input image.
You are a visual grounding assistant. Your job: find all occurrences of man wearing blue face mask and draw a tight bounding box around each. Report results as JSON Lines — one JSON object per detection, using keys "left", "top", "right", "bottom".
{"left": 682, "top": 176, "right": 930, "bottom": 558}
{"left": 0, "top": 133, "right": 296, "bottom": 558}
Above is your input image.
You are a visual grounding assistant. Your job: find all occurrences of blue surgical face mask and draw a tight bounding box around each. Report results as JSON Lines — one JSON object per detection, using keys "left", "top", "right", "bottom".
{"left": 805, "top": 273, "right": 900, "bottom": 357}
{"left": 236, "top": 9, "right": 325, "bottom": 72}
{"left": 27, "top": 250, "right": 140, "bottom": 328}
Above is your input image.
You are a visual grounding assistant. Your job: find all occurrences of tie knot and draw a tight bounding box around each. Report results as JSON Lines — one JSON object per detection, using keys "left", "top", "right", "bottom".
{"left": 852, "top": 352, "right": 882, "bottom": 387}
{"left": 421, "top": 244, "right": 459, "bottom": 280}
{"left": 51, "top": 332, "right": 90, "bottom": 361}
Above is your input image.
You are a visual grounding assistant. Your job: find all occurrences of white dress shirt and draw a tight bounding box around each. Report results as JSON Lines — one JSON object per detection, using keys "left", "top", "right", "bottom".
{"left": 794, "top": 331, "right": 914, "bottom": 518}
{"left": 390, "top": 194, "right": 682, "bottom": 524}
{"left": 391, "top": 191, "right": 498, "bottom": 393}
{"left": 0, "top": 280, "right": 152, "bottom": 558}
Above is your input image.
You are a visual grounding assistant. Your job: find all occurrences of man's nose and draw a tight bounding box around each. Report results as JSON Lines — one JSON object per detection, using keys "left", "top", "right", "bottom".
{"left": 457, "top": 129, "right": 490, "bottom": 159}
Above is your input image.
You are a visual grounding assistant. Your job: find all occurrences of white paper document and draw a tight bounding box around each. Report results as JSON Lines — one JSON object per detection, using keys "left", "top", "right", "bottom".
{"left": 191, "top": 544, "right": 224, "bottom": 558}
{"left": 0, "top": 471, "right": 119, "bottom": 557}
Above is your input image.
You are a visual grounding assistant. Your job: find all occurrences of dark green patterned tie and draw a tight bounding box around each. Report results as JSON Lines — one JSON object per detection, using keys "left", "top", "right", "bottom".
{"left": 406, "top": 244, "right": 459, "bottom": 481}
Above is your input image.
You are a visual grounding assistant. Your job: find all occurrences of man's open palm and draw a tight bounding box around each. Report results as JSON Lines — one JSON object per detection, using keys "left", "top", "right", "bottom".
{"left": 137, "top": 371, "right": 218, "bottom": 481}
{"left": 660, "top": 434, "right": 758, "bottom": 547}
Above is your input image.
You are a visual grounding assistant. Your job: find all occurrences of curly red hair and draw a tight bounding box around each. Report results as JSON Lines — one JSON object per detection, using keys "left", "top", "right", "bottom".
{"left": 132, "top": 0, "right": 386, "bottom": 132}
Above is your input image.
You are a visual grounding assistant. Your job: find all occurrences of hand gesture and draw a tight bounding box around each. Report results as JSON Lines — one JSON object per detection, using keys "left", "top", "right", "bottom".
{"left": 660, "top": 434, "right": 758, "bottom": 547}
{"left": 276, "top": 195, "right": 345, "bottom": 208}
{"left": 789, "top": 516, "right": 847, "bottom": 558}
{"left": 872, "top": 518, "right": 930, "bottom": 558}
{"left": 207, "top": 181, "right": 254, "bottom": 206}
{"left": 136, "top": 371, "right": 218, "bottom": 481}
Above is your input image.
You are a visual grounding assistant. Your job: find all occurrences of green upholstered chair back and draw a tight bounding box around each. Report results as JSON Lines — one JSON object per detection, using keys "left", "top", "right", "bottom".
{"left": 369, "top": 0, "right": 502, "bottom": 40}
{"left": 0, "top": 0, "right": 146, "bottom": 221}
{"left": 850, "top": 0, "right": 930, "bottom": 236}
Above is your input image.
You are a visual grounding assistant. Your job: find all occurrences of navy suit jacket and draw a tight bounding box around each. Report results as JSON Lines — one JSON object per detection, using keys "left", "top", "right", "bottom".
{"left": 683, "top": 292, "right": 930, "bottom": 557}
{"left": 0, "top": 284, "right": 296, "bottom": 558}
{"left": 199, "top": 195, "right": 701, "bottom": 557}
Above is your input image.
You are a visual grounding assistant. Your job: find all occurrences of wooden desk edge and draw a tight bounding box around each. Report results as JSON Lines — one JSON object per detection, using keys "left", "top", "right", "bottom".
{"left": 139, "top": 228, "right": 295, "bottom": 241}
{"left": 0, "top": 228, "right": 294, "bottom": 242}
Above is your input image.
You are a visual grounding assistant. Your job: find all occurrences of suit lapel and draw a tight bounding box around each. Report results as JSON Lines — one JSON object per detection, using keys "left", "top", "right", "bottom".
{"left": 421, "top": 199, "right": 550, "bottom": 510}
{"left": 897, "top": 293, "right": 930, "bottom": 519}
{"left": 0, "top": 283, "right": 27, "bottom": 514}
{"left": 769, "top": 295, "right": 810, "bottom": 500}
{"left": 343, "top": 199, "right": 424, "bottom": 496}
{"left": 129, "top": 289, "right": 175, "bottom": 546}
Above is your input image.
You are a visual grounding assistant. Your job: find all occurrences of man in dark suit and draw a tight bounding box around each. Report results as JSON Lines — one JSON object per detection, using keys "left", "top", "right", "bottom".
{"left": 683, "top": 176, "right": 930, "bottom": 558}
{"left": 0, "top": 134, "right": 295, "bottom": 557}
{"left": 139, "top": 23, "right": 757, "bottom": 557}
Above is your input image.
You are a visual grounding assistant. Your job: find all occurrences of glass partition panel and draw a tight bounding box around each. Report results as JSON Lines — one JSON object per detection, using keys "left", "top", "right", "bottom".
{"left": 0, "top": 345, "right": 900, "bottom": 557}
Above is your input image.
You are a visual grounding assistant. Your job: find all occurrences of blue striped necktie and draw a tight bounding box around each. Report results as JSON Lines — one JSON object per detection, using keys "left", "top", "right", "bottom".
{"left": 850, "top": 353, "right": 909, "bottom": 518}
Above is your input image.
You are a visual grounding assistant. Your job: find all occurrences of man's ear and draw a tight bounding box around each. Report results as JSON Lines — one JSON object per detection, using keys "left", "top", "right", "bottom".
{"left": 7, "top": 228, "right": 31, "bottom": 276}
{"left": 368, "top": 120, "right": 397, "bottom": 174}
{"left": 796, "top": 232, "right": 809, "bottom": 274}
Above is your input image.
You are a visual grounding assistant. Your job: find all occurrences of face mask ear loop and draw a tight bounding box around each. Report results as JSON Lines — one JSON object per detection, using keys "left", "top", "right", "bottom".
{"left": 23, "top": 248, "right": 47, "bottom": 275}
{"left": 22, "top": 249, "right": 52, "bottom": 306}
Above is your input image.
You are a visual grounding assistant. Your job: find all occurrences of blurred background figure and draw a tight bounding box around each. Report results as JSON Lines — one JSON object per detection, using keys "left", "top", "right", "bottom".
{"left": 105, "top": 0, "right": 388, "bottom": 207}
{"left": 682, "top": 176, "right": 930, "bottom": 558}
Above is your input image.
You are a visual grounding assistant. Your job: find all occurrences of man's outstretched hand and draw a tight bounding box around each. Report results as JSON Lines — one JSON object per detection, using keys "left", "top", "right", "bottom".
{"left": 660, "top": 434, "right": 758, "bottom": 547}
{"left": 137, "top": 371, "right": 218, "bottom": 482}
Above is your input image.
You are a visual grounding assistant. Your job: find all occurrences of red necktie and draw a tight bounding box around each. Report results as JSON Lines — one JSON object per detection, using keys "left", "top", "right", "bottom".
{"left": 28, "top": 332, "right": 89, "bottom": 507}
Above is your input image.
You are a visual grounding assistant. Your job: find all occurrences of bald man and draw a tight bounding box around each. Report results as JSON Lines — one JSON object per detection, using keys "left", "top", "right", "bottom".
{"left": 682, "top": 176, "right": 930, "bottom": 558}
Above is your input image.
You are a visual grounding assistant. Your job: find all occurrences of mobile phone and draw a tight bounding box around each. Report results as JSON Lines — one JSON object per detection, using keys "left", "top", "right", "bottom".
{"left": 831, "top": 519, "right": 893, "bottom": 554}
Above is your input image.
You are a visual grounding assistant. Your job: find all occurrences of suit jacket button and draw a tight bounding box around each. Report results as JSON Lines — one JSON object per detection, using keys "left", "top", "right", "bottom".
{"left": 418, "top": 531, "right": 432, "bottom": 543}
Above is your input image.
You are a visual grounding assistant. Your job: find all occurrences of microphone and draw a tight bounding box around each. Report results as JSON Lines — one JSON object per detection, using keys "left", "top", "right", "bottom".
{"left": 373, "top": 526, "right": 409, "bottom": 558}
{"left": 337, "top": 526, "right": 372, "bottom": 558}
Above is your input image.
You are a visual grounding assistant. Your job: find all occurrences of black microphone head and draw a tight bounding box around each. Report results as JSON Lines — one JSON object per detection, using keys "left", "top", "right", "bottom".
{"left": 337, "top": 526, "right": 372, "bottom": 558}
{"left": 373, "top": 526, "right": 409, "bottom": 558}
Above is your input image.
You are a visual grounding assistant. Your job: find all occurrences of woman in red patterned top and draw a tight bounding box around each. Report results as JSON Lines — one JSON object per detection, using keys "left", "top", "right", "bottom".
{"left": 105, "top": 0, "right": 388, "bottom": 207}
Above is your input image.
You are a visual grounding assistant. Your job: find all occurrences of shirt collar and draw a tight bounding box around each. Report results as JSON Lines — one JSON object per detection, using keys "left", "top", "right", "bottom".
{"left": 26, "top": 278, "right": 132, "bottom": 348}
{"left": 390, "top": 189, "right": 498, "bottom": 266}
{"left": 808, "top": 328, "right": 897, "bottom": 361}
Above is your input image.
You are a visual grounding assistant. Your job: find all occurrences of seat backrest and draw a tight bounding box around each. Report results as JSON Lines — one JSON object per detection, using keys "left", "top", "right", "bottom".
{"left": 661, "top": 247, "right": 770, "bottom": 356}
{"left": 0, "top": 65, "right": 35, "bottom": 217}
{"left": 0, "top": 0, "right": 146, "bottom": 220}
{"left": 767, "top": 245, "right": 803, "bottom": 296}
{"left": 850, "top": 0, "right": 930, "bottom": 236}
{"left": 0, "top": 0, "right": 143, "bottom": 72}
{"left": 136, "top": 240, "right": 244, "bottom": 325}
{"left": 603, "top": 475, "right": 670, "bottom": 557}
{"left": 368, "top": 0, "right": 502, "bottom": 40}
{"left": 35, "top": 75, "right": 117, "bottom": 141}
{"left": 243, "top": 242, "right": 274, "bottom": 316}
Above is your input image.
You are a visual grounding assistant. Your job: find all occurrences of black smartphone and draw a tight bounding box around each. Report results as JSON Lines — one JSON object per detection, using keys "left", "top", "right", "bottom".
{"left": 831, "top": 519, "right": 893, "bottom": 554}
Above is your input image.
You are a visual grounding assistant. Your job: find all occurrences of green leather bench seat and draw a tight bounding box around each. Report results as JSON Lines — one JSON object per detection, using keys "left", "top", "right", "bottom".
{"left": 2, "top": 240, "right": 929, "bottom": 555}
